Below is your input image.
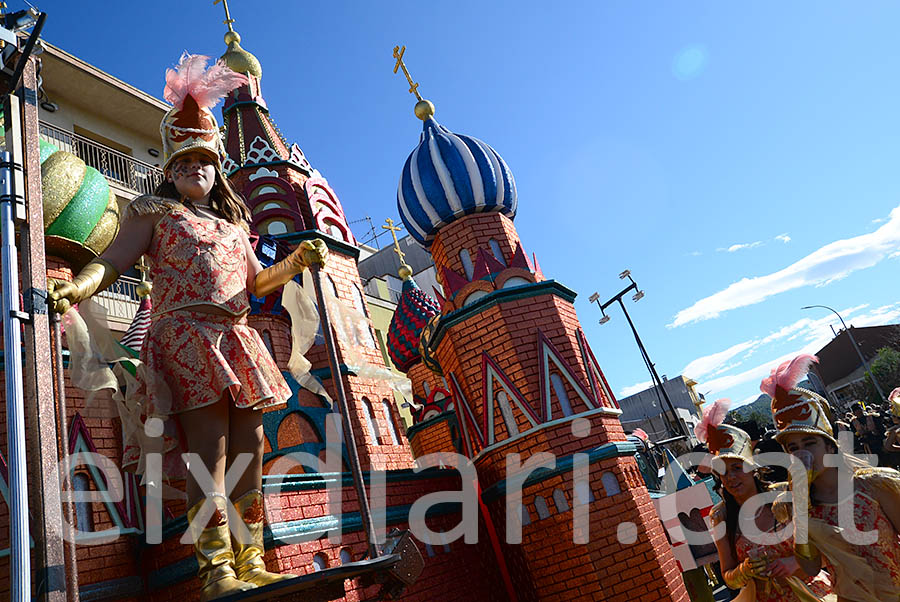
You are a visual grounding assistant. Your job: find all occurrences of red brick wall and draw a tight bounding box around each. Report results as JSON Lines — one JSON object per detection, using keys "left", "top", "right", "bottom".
{"left": 434, "top": 293, "right": 619, "bottom": 451}
{"left": 430, "top": 213, "right": 522, "bottom": 282}
{"left": 482, "top": 458, "right": 688, "bottom": 601}
{"left": 407, "top": 415, "right": 457, "bottom": 460}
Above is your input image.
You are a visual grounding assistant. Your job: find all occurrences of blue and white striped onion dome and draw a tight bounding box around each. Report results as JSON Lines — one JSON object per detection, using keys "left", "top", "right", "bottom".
{"left": 398, "top": 117, "right": 517, "bottom": 247}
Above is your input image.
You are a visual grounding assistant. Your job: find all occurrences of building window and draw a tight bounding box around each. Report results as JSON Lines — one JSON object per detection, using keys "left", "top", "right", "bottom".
{"left": 362, "top": 398, "right": 380, "bottom": 444}
{"left": 550, "top": 372, "right": 574, "bottom": 418}
{"left": 462, "top": 289, "right": 489, "bottom": 307}
{"left": 72, "top": 472, "right": 94, "bottom": 532}
{"left": 520, "top": 503, "right": 531, "bottom": 526}
{"left": 351, "top": 285, "right": 369, "bottom": 317}
{"left": 327, "top": 275, "right": 339, "bottom": 299}
{"left": 501, "top": 276, "right": 530, "bottom": 289}
{"left": 459, "top": 249, "right": 474, "bottom": 280}
{"left": 496, "top": 391, "right": 518, "bottom": 437}
{"left": 575, "top": 481, "right": 595, "bottom": 505}
{"left": 601, "top": 472, "right": 621, "bottom": 496}
{"left": 423, "top": 381, "right": 431, "bottom": 397}
{"left": 312, "top": 553, "right": 328, "bottom": 571}
{"left": 339, "top": 548, "right": 352, "bottom": 564}
{"left": 553, "top": 489, "right": 569, "bottom": 513}
{"left": 262, "top": 329, "right": 275, "bottom": 360}
{"left": 534, "top": 495, "right": 550, "bottom": 520}
{"left": 488, "top": 239, "right": 507, "bottom": 266}
{"left": 381, "top": 399, "right": 400, "bottom": 445}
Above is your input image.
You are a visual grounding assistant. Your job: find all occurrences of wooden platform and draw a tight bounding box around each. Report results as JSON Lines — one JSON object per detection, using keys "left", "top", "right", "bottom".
{"left": 214, "top": 554, "right": 402, "bottom": 602}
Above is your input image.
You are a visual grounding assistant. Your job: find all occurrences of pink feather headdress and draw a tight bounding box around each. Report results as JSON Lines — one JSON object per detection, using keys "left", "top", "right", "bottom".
{"left": 694, "top": 398, "right": 730, "bottom": 444}
{"left": 760, "top": 354, "right": 818, "bottom": 400}
{"left": 163, "top": 53, "right": 248, "bottom": 110}
{"left": 631, "top": 428, "right": 649, "bottom": 442}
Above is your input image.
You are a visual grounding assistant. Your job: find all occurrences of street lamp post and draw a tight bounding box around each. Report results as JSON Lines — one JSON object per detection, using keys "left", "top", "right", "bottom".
{"left": 590, "top": 271, "right": 689, "bottom": 439}
{"left": 801, "top": 304, "right": 887, "bottom": 403}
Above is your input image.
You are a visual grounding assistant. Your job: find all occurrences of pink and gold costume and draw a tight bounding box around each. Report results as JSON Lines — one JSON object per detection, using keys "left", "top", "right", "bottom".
{"left": 141, "top": 202, "right": 291, "bottom": 416}
{"left": 733, "top": 528, "right": 832, "bottom": 601}
{"left": 809, "top": 475, "right": 900, "bottom": 600}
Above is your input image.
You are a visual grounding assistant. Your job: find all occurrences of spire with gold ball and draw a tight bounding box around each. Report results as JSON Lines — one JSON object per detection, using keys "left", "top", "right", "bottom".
{"left": 392, "top": 45, "right": 516, "bottom": 248}
{"left": 384, "top": 217, "right": 440, "bottom": 372}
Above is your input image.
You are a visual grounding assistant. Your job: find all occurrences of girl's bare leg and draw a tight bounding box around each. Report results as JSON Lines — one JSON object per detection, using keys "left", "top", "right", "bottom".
{"left": 179, "top": 398, "right": 230, "bottom": 505}
{"left": 227, "top": 404, "right": 265, "bottom": 498}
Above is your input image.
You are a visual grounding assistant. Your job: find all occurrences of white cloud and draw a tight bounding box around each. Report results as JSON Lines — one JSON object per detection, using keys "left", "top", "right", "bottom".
{"left": 775, "top": 233, "right": 791, "bottom": 243}
{"left": 618, "top": 381, "right": 652, "bottom": 398}
{"left": 683, "top": 340, "right": 757, "bottom": 380}
{"left": 690, "top": 304, "right": 900, "bottom": 404}
{"left": 670, "top": 206, "right": 900, "bottom": 327}
{"left": 733, "top": 394, "right": 763, "bottom": 409}
{"left": 686, "top": 250, "right": 702, "bottom": 257}
{"left": 682, "top": 304, "right": 886, "bottom": 387}
{"left": 720, "top": 241, "right": 763, "bottom": 253}
{"left": 702, "top": 347, "right": 823, "bottom": 398}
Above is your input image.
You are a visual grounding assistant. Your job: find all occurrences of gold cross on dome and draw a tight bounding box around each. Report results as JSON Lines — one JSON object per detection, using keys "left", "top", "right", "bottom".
{"left": 392, "top": 45, "right": 423, "bottom": 101}
{"left": 383, "top": 218, "right": 406, "bottom": 263}
{"left": 214, "top": 0, "right": 236, "bottom": 32}
{"left": 136, "top": 255, "right": 150, "bottom": 280}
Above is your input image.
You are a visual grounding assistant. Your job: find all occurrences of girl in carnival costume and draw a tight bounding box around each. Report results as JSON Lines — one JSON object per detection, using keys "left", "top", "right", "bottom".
{"left": 763, "top": 354, "right": 900, "bottom": 602}
{"left": 882, "top": 388, "right": 900, "bottom": 469}
{"left": 48, "top": 54, "right": 326, "bottom": 600}
{"left": 698, "top": 399, "right": 832, "bottom": 601}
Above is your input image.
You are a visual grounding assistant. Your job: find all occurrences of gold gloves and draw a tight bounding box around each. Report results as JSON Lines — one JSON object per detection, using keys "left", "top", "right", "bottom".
{"left": 793, "top": 542, "right": 820, "bottom": 561}
{"left": 722, "top": 557, "right": 766, "bottom": 589}
{"left": 253, "top": 238, "right": 327, "bottom": 298}
{"left": 47, "top": 258, "right": 120, "bottom": 314}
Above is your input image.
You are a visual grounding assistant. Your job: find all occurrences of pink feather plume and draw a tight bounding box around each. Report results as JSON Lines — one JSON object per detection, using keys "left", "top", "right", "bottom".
{"left": 760, "top": 354, "right": 818, "bottom": 398}
{"left": 694, "top": 398, "right": 730, "bottom": 444}
{"left": 632, "top": 428, "right": 649, "bottom": 442}
{"left": 163, "top": 53, "right": 248, "bottom": 110}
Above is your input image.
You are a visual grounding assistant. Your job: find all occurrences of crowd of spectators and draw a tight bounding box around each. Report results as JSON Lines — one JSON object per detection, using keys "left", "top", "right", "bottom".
{"left": 824, "top": 399, "right": 900, "bottom": 468}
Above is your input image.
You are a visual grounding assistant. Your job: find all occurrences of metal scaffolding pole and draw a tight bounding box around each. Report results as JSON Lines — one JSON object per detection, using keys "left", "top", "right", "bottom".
{"left": 3, "top": 51, "right": 68, "bottom": 601}
{"left": 1, "top": 147, "right": 30, "bottom": 601}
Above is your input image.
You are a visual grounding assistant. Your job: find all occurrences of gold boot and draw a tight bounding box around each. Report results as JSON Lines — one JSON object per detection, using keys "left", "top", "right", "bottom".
{"left": 231, "top": 489, "right": 295, "bottom": 585}
{"left": 186, "top": 494, "right": 257, "bottom": 601}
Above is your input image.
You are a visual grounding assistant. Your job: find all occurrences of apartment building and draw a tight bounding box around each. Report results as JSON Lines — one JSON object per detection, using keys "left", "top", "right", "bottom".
{"left": 38, "top": 40, "right": 167, "bottom": 330}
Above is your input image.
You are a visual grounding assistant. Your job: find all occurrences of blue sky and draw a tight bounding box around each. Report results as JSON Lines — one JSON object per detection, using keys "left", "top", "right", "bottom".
{"left": 39, "top": 2, "right": 900, "bottom": 413}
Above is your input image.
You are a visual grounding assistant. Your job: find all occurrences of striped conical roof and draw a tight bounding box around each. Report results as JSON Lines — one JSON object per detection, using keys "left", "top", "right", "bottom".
{"left": 121, "top": 297, "right": 152, "bottom": 351}
{"left": 386, "top": 277, "right": 440, "bottom": 372}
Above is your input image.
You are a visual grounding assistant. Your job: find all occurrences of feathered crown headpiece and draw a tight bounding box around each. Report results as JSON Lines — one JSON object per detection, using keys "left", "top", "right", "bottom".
{"left": 889, "top": 387, "right": 900, "bottom": 418}
{"left": 159, "top": 53, "right": 248, "bottom": 171}
{"left": 762, "top": 354, "right": 835, "bottom": 443}
{"left": 695, "top": 399, "right": 755, "bottom": 466}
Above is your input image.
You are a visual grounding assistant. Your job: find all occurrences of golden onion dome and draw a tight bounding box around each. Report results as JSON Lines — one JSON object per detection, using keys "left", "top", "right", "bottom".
{"left": 221, "top": 30, "right": 262, "bottom": 79}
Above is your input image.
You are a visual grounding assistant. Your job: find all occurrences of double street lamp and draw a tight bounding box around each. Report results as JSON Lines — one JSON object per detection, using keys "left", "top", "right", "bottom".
{"left": 801, "top": 305, "right": 887, "bottom": 403}
{"left": 590, "top": 271, "right": 689, "bottom": 439}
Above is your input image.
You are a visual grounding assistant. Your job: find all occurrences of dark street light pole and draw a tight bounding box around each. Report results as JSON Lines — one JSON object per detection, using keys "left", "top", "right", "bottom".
{"left": 590, "top": 271, "right": 689, "bottom": 439}
{"left": 801, "top": 305, "right": 887, "bottom": 403}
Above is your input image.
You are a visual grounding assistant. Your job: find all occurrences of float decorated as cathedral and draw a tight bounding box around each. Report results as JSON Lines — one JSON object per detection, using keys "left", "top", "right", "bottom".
{"left": 0, "top": 2, "right": 898, "bottom": 602}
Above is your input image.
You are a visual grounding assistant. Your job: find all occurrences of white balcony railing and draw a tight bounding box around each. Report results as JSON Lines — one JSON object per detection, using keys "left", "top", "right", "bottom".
{"left": 93, "top": 276, "right": 143, "bottom": 322}
{"left": 39, "top": 121, "right": 164, "bottom": 197}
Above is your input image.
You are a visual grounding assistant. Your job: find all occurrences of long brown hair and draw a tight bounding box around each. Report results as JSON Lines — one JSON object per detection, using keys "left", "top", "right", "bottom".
{"left": 154, "top": 165, "right": 251, "bottom": 229}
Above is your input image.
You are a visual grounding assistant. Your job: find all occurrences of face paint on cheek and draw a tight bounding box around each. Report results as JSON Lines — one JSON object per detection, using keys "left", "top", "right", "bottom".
{"left": 170, "top": 162, "right": 191, "bottom": 179}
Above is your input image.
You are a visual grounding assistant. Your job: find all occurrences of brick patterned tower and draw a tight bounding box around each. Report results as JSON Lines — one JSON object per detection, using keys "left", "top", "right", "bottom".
{"left": 391, "top": 85, "right": 688, "bottom": 599}
{"left": 217, "top": 32, "right": 413, "bottom": 474}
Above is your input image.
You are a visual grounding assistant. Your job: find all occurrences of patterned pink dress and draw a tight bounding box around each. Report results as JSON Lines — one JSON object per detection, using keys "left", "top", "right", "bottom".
{"left": 141, "top": 205, "right": 291, "bottom": 416}
{"left": 735, "top": 527, "right": 833, "bottom": 601}
{"left": 809, "top": 476, "right": 900, "bottom": 601}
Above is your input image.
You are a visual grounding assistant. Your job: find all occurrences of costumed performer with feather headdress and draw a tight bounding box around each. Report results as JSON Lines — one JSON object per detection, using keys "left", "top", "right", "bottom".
{"left": 763, "top": 354, "right": 900, "bottom": 602}
{"left": 47, "top": 54, "right": 325, "bottom": 600}
{"left": 698, "top": 399, "right": 832, "bottom": 601}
